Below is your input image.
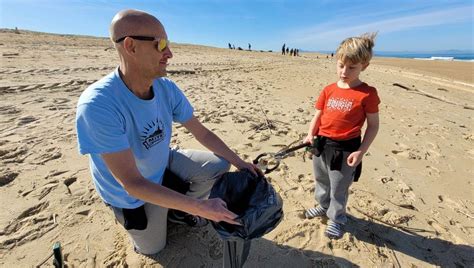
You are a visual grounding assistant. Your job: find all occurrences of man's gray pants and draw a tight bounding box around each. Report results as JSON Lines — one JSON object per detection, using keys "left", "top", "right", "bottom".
{"left": 313, "top": 150, "right": 356, "bottom": 224}
{"left": 109, "top": 148, "right": 231, "bottom": 255}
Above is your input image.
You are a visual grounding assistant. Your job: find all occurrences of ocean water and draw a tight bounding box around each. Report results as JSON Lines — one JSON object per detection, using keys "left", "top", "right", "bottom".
{"left": 374, "top": 52, "right": 474, "bottom": 62}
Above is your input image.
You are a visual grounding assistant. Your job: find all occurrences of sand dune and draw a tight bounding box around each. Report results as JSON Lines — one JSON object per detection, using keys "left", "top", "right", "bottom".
{"left": 1, "top": 29, "right": 473, "bottom": 267}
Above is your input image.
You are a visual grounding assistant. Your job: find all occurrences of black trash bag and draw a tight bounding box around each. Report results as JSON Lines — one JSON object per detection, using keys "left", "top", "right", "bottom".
{"left": 223, "top": 239, "right": 251, "bottom": 268}
{"left": 209, "top": 169, "right": 284, "bottom": 240}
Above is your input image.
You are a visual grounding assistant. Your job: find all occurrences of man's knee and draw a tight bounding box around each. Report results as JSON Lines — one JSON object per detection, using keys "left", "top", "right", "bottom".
{"left": 199, "top": 151, "right": 229, "bottom": 173}
{"left": 215, "top": 159, "right": 231, "bottom": 176}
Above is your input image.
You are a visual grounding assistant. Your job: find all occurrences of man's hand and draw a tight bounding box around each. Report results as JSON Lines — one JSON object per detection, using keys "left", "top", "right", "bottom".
{"left": 347, "top": 150, "right": 363, "bottom": 167}
{"left": 196, "top": 198, "right": 241, "bottom": 225}
{"left": 235, "top": 161, "right": 263, "bottom": 177}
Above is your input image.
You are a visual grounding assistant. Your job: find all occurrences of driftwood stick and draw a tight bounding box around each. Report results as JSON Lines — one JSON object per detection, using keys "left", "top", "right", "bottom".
{"left": 36, "top": 252, "right": 53, "bottom": 268}
{"left": 259, "top": 107, "right": 273, "bottom": 134}
{"left": 455, "top": 208, "right": 474, "bottom": 219}
{"left": 351, "top": 206, "right": 434, "bottom": 235}
{"left": 390, "top": 248, "right": 402, "bottom": 268}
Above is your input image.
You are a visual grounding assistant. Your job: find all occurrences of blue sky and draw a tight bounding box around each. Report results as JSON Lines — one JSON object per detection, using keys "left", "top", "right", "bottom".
{"left": 1, "top": 0, "right": 472, "bottom": 52}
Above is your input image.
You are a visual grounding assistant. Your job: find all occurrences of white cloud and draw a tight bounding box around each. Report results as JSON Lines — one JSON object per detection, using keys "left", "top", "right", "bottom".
{"left": 291, "top": 5, "right": 473, "bottom": 47}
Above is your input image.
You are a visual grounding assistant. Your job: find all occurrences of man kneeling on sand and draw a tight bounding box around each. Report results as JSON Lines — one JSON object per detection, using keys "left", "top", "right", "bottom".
{"left": 75, "top": 9, "right": 261, "bottom": 255}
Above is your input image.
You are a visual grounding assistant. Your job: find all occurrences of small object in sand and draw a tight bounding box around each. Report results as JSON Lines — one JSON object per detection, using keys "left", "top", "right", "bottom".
{"left": 2, "top": 53, "right": 19, "bottom": 57}
{"left": 392, "top": 83, "right": 410, "bottom": 90}
{"left": 53, "top": 242, "right": 63, "bottom": 268}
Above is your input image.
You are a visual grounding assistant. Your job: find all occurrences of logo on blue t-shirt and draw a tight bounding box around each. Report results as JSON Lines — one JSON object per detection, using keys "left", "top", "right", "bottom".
{"left": 141, "top": 118, "right": 165, "bottom": 150}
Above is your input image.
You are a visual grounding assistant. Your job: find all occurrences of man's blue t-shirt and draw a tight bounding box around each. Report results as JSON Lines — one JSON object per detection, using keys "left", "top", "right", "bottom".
{"left": 76, "top": 68, "right": 193, "bottom": 208}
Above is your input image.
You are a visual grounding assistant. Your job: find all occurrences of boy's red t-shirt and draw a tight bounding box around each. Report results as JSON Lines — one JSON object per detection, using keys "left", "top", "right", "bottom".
{"left": 315, "top": 82, "right": 380, "bottom": 141}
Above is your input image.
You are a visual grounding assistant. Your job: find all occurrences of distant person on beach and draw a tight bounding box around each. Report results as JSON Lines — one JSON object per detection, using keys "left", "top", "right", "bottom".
{"left": 75, "top": 9, "right": 261, "bottom": 255}
{"left": 248, "top": 43, "right": 251, "bottom": 51}
{"left": 303, "top": 32, "right": 380, "bottom": 239}
{"left": 228, "top": 43, "right": 232, "bottom": 49}
{"left": 282, "top": 43, "right": 286, "bottom": 55}
{"left": 286, "top": 47, "right": 289, "bottom": 55}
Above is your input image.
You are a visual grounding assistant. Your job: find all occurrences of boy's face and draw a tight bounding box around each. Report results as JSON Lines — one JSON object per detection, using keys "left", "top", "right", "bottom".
{"left": 336, "top": 60, "right": 368, "bottom": 85}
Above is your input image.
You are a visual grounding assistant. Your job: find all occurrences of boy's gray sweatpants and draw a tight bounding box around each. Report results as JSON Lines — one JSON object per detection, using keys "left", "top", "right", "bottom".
{"left": 109, "top": 148, "right": 231, "bottom": 255}
{"left": 313, "top": 150, "right": 356, "bottom": 224}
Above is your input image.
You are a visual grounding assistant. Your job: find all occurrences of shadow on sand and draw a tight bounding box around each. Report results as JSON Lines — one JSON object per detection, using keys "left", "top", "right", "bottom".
{"left": 140, "top": 222, "right": 355, "bottom": 267}
{"left": 346, "top": 215, "right": 474, "bottom": 267}
{"left": 131, "top": 215, "right": 474, "bottom": 267}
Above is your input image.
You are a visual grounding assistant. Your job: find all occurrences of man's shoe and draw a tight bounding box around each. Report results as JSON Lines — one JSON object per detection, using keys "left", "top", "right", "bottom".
{"left": 168, "top": 210, "right": 208, "bottom": 227}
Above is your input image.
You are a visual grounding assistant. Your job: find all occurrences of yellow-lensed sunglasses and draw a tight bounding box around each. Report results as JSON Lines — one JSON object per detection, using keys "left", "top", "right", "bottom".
{"left": 115, "top": 36, "right": 169, "bottom": 52}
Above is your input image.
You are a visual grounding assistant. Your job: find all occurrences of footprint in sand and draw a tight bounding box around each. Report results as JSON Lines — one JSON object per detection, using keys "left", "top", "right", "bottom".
{"left": 0, "top": 170, "right": 18, "bottom": 186}
{"left": 0, "top": 105, "right": 21, "bottom": 116}
{"left": 423, "top": 142, "right": 443, "bottom": 163}
{"left": 437, "top": 195, "right": 474, "bottom": 220}
{"left": 43, "top": 169, "right": 68, "bottom": 180}
{"left": 391, "top": 143, "right": 422, "bottom": 160}
{"left": 427, "top": 219, "right": 449, "bottom": 235}
{"left": 32, "top": 147, "right": 62, "bottom": 165}
{"left": 34, "top": 181, "right": 59, "bottom": 200}
{"left": 425, "top": 165, "right": 441, "bottom": 177}
{"left": 273, "top": 222, "right": 320, "bottom": 249}
{"left": 396, "top": 180, "right": 416, "bottom": 201}
{"left": 0, "top": 144, "right": 29, "bottom": 163}
{"left": 0, "top": 201, "right": 56, "bottom": 250}
{"left": 208, "top": 239, "right": 223, "bottom": 260}
{"left": 381, "top": 211, "right": 413, "bottom": 225}
{"left": 16, "top": 115, "right": 38, "bottom": 126}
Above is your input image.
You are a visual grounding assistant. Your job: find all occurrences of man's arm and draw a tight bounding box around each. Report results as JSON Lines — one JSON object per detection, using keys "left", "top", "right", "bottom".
{"left": 101, "top": 149, "right": 240, "bottom": 224}
{"left": 347, "top": 112, "right": 379, "bottom": 167}
{"left": 182, "top": 116, "right": 261, "bottom": 176}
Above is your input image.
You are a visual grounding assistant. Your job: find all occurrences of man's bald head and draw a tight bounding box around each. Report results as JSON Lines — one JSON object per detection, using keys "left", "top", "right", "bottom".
{"left": 109, "top": 9, "right": 164, "bottom": 43}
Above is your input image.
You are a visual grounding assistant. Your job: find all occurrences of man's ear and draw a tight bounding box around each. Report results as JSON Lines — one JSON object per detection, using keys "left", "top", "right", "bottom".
{"left": 362, "top": 62, "right": 370, "bottom": 71}
{"left": 122, "top": 37, "right": 136, "bottom": 55}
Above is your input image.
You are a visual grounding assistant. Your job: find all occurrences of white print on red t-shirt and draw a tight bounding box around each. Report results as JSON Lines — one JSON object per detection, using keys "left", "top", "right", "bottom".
{"left": 326, "top": 97, "right": 353, "bottom": 112}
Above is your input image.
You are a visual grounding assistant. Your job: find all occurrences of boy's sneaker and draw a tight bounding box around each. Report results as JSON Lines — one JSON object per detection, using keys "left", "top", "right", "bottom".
{"left": 325, "top": 220, "right": 344, "bottom": 239}
{"left": 305, "top": 206, "right": 328, "bottom": 219}
{"left": 168, "top": 210, "right": 208, "bottom": 227}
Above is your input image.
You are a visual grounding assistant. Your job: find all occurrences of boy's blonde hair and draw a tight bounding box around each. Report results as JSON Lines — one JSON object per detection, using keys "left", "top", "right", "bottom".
{"left": 336, "top": 32, "right": 377, "bottom": 65}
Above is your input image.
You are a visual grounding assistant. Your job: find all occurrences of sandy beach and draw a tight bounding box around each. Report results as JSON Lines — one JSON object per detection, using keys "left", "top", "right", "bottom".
{"left": 1, "top": 29, "right": 473, "bottom": 267}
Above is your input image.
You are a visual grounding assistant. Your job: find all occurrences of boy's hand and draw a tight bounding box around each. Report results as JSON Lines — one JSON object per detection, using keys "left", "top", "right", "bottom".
{"left": 303, "top": 134, "right": 314, "bottom": 145}
{"left": 347, "top": 150, "right": 363, "bottom": 167}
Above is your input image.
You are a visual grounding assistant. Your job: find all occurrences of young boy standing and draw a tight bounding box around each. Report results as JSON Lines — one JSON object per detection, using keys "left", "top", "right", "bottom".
{"left": 303, "top": 33, "right": 380, "bottom": 239}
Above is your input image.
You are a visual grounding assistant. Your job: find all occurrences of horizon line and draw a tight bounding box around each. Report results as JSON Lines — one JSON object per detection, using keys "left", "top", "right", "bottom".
{"left": 2, "top": 27, "right": 473, "bottom": 54}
